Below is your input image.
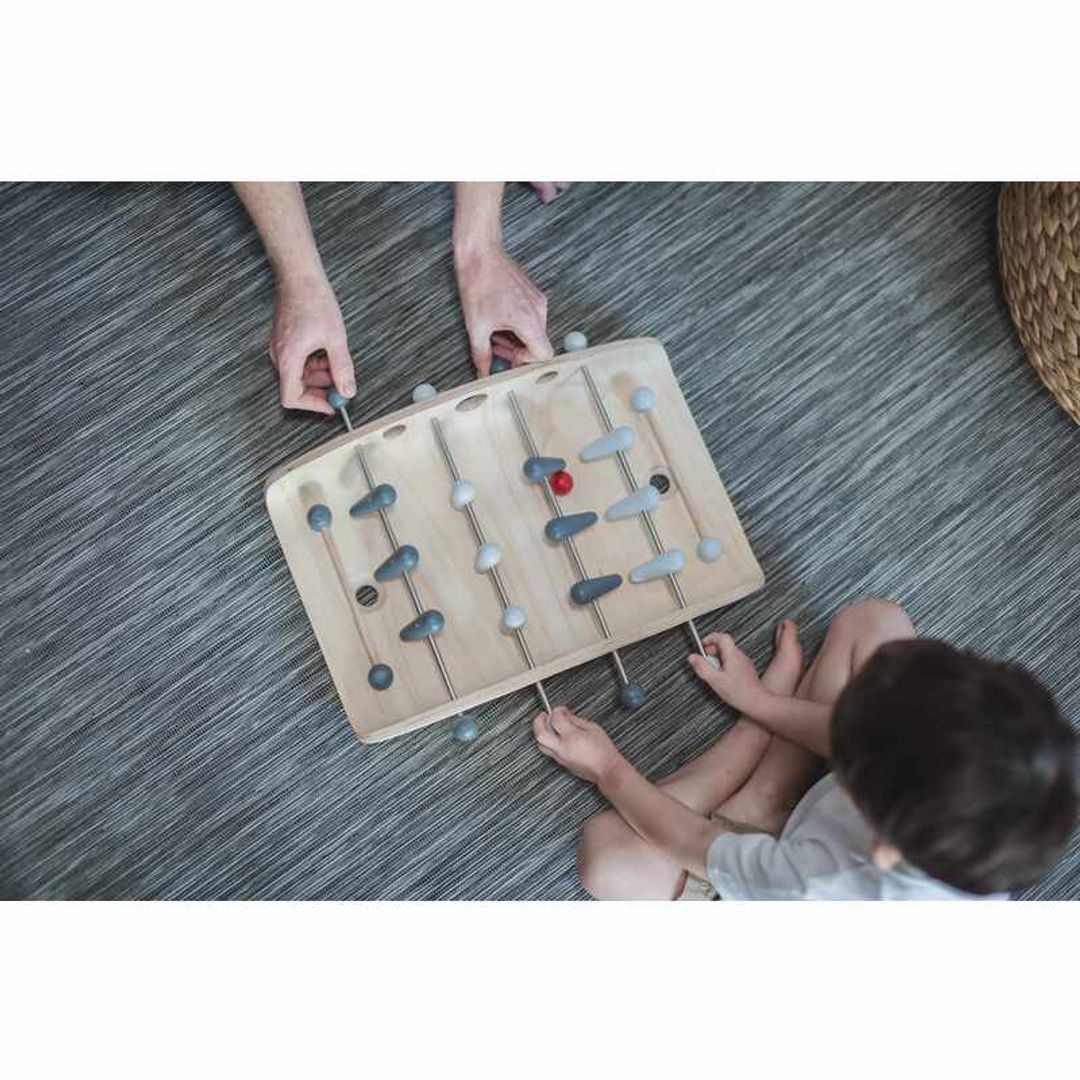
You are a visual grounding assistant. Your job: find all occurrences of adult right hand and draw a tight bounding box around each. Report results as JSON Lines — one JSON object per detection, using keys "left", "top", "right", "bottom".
{"left": 269, "top": 273, "right": 355, "bottom": 415}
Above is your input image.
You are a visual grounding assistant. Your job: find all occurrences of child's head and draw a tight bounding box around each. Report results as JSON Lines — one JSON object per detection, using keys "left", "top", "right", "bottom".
{"left": 832, "top": 639, "right": 1077, "bottom": 894}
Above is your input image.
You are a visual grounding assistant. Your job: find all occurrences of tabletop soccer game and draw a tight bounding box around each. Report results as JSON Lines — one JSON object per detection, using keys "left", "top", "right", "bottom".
{"left": 265, "top": 336, "right": 763, "bottom": 743}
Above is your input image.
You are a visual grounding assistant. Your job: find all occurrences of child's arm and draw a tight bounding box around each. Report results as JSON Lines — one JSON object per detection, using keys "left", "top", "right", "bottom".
{"left": 534, "top": 708, "right": 729, "bottom": 879}
{"left": 689, "top": 635, "right": 832, "bottom": 758}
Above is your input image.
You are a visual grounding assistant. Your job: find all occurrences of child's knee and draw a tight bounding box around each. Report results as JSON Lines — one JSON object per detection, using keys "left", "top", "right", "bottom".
{"left": 836, "top": 598, "right": 914, "bottom": 644}
{"left": 577, "top": 811, "right": 623, "bottom": 899}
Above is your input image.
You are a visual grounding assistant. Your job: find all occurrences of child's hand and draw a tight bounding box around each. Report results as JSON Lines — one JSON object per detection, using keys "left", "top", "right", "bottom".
{"left": 533, "top": 706, "right": 623, "bottom": 786}
{"left": 688, "top": 633, "right": 765, "bottom": 715}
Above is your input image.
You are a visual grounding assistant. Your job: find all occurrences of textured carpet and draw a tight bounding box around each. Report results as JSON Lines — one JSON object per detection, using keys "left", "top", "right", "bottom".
{"left": 1, "top": 182, "right": 1077, "bottom": 900}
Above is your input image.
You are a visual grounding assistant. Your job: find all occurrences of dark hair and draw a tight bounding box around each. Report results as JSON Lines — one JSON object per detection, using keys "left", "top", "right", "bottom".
{"left": 832, "top": 639, "right": 1077, "bottom": 894}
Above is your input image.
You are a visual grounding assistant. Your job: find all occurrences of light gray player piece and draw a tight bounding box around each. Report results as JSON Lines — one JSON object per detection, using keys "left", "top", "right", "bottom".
{"left": 563, "top": 330, "right": 588, "bottom": 351}
{"left": 411, "top": 383, "right": 437, "bottom": 403}
{"left": 704, "top": 655, "right": 721, "bottom": 670}
{"left": 500, "top": 604, "right": 527, "bottom": 631}
{"left": 604, "top": 485, "right": 661, "bottom": 521}
{"left": 697, "top": 536, "right": 723, "bottom": 562}
{"left": 474, "top": 541, "right": 502, "bottom": 573}
{"left": 579, "top": 425, "right": 635, "bottom": 462}
{"left": 630, "top": 386, "right": 656, "bottom": 413}
{"left": 628, "top": 548, "right": 685, "bottom": 583}
{"left": 451, "top": 479, "right": 475, "bottom": 510}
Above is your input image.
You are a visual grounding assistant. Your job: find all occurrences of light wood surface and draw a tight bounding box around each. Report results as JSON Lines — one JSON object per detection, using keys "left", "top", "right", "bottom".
{"left": 264, "top": 338, "right": 764, "bottom": 742}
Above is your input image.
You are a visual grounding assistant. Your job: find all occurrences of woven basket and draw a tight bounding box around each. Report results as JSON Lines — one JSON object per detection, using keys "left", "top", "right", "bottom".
{"left": 998, "top": 182, "right": 1080, "bottom": 423}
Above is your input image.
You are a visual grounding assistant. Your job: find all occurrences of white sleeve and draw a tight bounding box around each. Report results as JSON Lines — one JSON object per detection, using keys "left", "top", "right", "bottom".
{"left": 706, "top": 832, "right": 851, "bottom": 900}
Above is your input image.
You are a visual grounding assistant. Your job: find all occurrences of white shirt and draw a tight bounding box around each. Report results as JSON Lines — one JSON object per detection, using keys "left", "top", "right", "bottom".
{"left": 705, "top": 773, "right": 1009, "bottom": 901}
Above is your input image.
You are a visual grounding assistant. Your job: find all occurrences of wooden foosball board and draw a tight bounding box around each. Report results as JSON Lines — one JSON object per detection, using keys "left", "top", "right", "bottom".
{"left": 265, "top": 338, "right": 764, "bottom": 742}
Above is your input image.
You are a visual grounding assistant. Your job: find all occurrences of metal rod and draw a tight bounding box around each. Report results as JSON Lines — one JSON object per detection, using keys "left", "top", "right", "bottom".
{"left": 580, "top": 366, "right": 706, "bottom": 657}
{"left": 430, "top": 416, "right": 552, "bottom": 714}
{"left": 336, "top": 406, "right": 457, "bottom": 699}
{"left": 507, "top": 389, "right": 630, "bottom": 686}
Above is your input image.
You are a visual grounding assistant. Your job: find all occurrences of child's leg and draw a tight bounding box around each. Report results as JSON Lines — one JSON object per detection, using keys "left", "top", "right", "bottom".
{"left": 577, "top": 620, "right": 804, "bottom": 901}
{"left": 716, "top": 599, "right": 915, "bottom": 834}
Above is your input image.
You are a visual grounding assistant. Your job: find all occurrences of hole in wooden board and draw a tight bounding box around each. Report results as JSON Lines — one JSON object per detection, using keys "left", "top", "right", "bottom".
{"left": 649, "top": 469, "right": 674, "bottom": 497}
{"left": 383, "top": 424, "right": 407, "bottom": 439}
{"left": 456, "top": 393, "right": 488, "bottom": 412}
{"left": 536, "top": 370, "right": 559, "bottom": 386}
{"left": 355, "top": 583, "right": 381, "bottom": 609}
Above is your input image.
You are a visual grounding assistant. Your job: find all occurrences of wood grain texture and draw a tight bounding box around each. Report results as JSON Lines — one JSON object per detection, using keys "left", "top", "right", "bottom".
{"left": 266, "top": 339, "right": 763, "bottom": 740}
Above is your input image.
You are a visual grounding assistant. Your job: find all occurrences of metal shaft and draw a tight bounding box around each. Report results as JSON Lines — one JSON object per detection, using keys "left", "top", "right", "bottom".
{"left": 507, "top": 390, "right": 630, "bottom": 687}
{"left": 580, "top": 365, "right": 706, "bottom": 657}
{"left": 336, "top": 407, "right": 457, "bottom": 699}
{"left": 429, "top": 417, "right": 552, "bottom": 714}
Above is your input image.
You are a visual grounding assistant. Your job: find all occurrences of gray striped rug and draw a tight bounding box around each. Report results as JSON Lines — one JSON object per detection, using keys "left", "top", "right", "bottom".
{"left": 1, "top": 182, "right": 1077, "bottom": 899}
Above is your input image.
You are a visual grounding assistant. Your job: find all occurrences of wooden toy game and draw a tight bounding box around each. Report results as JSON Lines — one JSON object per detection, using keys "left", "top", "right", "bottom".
{"left": 265, "top": 338, "right": 764, "bottom": 743}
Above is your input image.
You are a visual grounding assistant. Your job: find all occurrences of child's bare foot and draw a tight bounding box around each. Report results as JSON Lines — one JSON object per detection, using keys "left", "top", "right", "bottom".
{"left": 760, "top": 619, "right": 803, "bottom": 696}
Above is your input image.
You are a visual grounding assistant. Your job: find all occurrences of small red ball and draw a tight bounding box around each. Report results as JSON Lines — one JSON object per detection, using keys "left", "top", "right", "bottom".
{"left": 550, "top": 469, "right": 574, "bottom": 496}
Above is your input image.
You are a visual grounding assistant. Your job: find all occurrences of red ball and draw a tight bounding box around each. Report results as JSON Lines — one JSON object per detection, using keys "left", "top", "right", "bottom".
{"left": 550, "top": 469, "right": 574, "bottom": 496}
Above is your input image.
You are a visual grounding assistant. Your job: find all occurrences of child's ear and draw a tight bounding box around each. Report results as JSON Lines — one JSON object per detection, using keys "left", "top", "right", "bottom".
{"left": 871, "top": 842, "right": 903, "bottom": 871}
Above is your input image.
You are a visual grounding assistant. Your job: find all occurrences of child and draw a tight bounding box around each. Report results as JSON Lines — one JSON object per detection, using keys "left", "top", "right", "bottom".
{"left": 533, "top": 599, "right": 1077, "bottom": 900}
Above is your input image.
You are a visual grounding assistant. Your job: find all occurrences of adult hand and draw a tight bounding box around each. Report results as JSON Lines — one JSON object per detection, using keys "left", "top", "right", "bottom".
{"left": 269, "top": 273, "right": 355, "bottom": 415}
{"left": 533, "top": 706, "right": 623, "bottom": 786}
{"left": 454, "top": 245, "right": 554, "bottom": 376}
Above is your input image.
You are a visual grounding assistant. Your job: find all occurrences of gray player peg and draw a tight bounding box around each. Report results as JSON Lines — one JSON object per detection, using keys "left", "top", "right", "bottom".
{"left": 522, "top": 455, "right": 567, "bottom": 482}
{"left": 544, "top": 510, "right": 599, "bottom": 543}
{"left": 604, "top": 485, "right": 661, "bottom": 521}
{"left": 629, "top": 549, "right": 685, "bottom": 583}
{"left": 579, "top": 425, "right": 635, "bottom": 462}
{"left": 350, "top": 483, "right": 398, "bottom": 518}
{"left": 570, "top": 573, "right": 623, "bottom": 606}
{"left": 374, "top": 544, "right": 419, "bottom": 582}
{"left": 399, "top": 609, "right": 445, "bottom": 641}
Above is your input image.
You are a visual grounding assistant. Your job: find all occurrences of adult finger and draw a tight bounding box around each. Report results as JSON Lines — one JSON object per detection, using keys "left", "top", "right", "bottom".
{"left": 303, "top": 369, "right": 335, "bottom": 388}
{"left": 469, "top": 325, "right": 494, "bottom": 376}
{"left": 518, "top": 320, "right": 554, "bottom": 363}
{"left": 279, "top": 351, "right": 331, "bottom": 414}
{"left": 325, "top": 338, "right": 356, "bottom": 397}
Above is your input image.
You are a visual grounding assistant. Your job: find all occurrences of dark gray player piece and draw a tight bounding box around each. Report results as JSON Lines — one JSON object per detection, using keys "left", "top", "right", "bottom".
{"left": 620, "top": 680, "right": 646, "bottom": 710}
{"left": 350, "top": 483, "right": 398, "bottom": 518}
{"left": 374, "top": 544, "right": 419, "bottom": 582}
{"left": 399, "top": 609, "right": 445, "bottom": 641}
{"left": 544, "top": 511, "right": 599, "bottom": 543}
{"left": 368, "top": 663, "right": 394, "bottom": 691}
{"left": 452, "top": 713, "right": 479, "bottom": 742}
{"left": 569, "top": 573, "right": 623, "bottom": 606}
{"left": 522, "top": 455, "right": 567, "bottom": 482}
{"left": 490, "top": 358, "right": 512, "bottom": 374}
{"left": 327, "top": 388, "right": 351, "bottom": 410}
{"left": 306, "top": 504, "right": 332, "bottom": 532}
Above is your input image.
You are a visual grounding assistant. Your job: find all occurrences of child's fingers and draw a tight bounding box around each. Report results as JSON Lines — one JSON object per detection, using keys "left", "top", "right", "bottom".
{"left": 688, "top": 652, "right": 727, "bottom": 692}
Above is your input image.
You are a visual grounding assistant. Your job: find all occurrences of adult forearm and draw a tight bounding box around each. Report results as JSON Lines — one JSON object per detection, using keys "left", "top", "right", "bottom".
{"left": 598, "top": 758, "right": 726, "bottom": 880}
{"left": 233, "top": 182, "right": 325, "bottom": 284}
{"left": 453, "top": 182, "right": 505, "bottom": 257}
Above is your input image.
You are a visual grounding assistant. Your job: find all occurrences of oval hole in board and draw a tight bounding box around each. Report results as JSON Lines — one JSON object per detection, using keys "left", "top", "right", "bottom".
{"left": 355, "top": 583, "right": 381, "bottom": 609}
{"left": 456, "top": 393, "right": 488, "bottom": 412}
{"left": 536, "top": 371, "right": 559, "bottom": 386}
{"left": 383, "top": 424, "right": 407, "bottom": 440}
{"left": 649, "top": 469, "right": 674, "bottom": 497}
